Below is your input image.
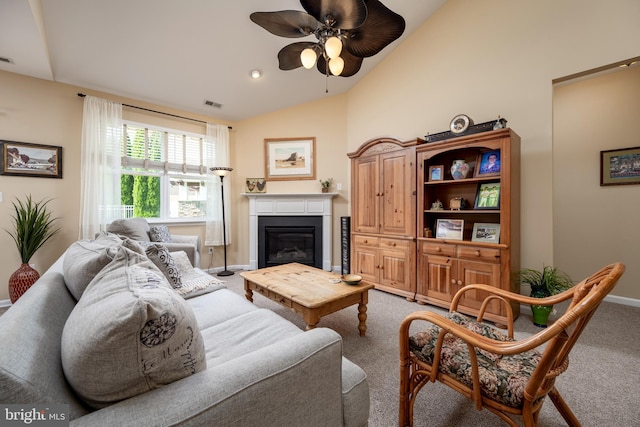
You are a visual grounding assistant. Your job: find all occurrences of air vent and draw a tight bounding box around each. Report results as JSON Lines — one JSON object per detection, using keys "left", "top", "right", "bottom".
{"left": 0, "top": 57, "right": 15, "bottom": 64}
{"left": 204, "top": 100, "right": 223, "bottom": 108}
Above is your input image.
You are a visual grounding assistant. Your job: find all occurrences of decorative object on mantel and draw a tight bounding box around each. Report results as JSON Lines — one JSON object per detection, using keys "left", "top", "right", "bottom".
{"left": 319, "top": 178, "right": 333, "bottom": 193}
{"left": 425, "top": 116, "right": 508, "bottom": 143}
{"left": 245, "top": 178, "right": 267, "bottom": 193}
{"left": 6, "top": 195, "right": 61, "bottom": 303}
{"left": 210, "top": 167, "right": 234, "bottom": 277}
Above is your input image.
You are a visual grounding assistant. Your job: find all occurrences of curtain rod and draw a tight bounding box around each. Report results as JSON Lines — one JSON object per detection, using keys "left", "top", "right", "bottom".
{"left": 77, "top": 93, "right": 232, "bottom": 129}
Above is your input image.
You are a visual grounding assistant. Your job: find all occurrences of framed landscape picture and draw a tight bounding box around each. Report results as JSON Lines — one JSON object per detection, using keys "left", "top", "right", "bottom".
{"left": 600, "top": 146, "right": 640, "bottom": 186}
{"left": 475, "top": 182, "right": 501, "bottom": 209}
{"left": 0, "top": 140, "right": 63, "bottom": 178}
{"left": 264, "top": 137, "right": 316, "bottom": 181}
{"left": 435, "top": 219, "right": 464, "bottom": 240}
{"left": 471, "top": 223, "right": 501, "bottom": 243}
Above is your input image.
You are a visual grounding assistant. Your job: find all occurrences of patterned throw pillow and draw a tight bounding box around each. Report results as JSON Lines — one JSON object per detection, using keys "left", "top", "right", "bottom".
{"left": 149, "top": 225, "right": 173, "bottom": 243}
{"left": 145, "top": 244, "right": 182, "bottom": 288}
{"left": 61, "top": 246, "right": 206, "bottom": 409}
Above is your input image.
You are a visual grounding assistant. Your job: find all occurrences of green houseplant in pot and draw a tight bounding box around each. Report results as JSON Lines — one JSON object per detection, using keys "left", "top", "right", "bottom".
{"left": 516, "top": 265, "right": 574, "bottom": 327}
{"left": 319, "top": 178, "right": 333, "bottom": 193}
{"left": 5, "top": 195, "right": 61, "bottom": 303}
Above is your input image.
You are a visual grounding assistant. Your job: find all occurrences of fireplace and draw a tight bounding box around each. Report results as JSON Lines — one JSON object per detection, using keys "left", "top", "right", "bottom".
{"left": 258, "top": 216, "right": 323, "bottom": 268}
{"left": 243, "top": 193, "right": 337, "bottom": 271}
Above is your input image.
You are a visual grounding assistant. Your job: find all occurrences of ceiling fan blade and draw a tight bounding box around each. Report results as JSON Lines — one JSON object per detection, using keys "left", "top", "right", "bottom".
{"left": 317, "top": 49, "right": 363, "bottom": 77}
{"left": 250, "top": 11, "right": 319, "bottom": 38}
{"left": 344, "top": 0, "right": 405, "bottom": 57}
{"left": 301, "top": 0, "right": 367, "bottom": 29}
{"left": 278, "top": 42, "right": 319, "bottom": 70}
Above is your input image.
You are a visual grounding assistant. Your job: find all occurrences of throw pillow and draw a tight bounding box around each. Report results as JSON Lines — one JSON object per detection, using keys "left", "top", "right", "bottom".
{"left": 63, "top": 232, "right": 123, "bottom": 300}
{"left": 170, "top": 251, "right": 225, "bottom": 299}
{"left": 149, "top": 225, "right": 173, "bottom": 243}
{"left": 61, "top": 246, "right": 206, "bottom": 409}
{"left": 106, "top": 217, "right": 151, "bottom": 242}
{"left": 145, "top": 243, "right": 182, "bottom": 288}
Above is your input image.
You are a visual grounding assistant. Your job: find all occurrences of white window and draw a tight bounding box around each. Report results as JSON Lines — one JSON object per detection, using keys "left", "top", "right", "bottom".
{"left": 120, "top": 122, "right": 213, "bottom": 221}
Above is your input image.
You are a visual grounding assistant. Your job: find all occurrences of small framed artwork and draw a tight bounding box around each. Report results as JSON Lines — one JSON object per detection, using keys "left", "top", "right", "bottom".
{"left": 475, "top": 150, "right": 501, "bottom": 177}
{"left": 435, "top": 219, "right": 464, "bottom": 240}
{"left": 428, "top": 165, "right": 444, "bottom": 181}
{"left": 600, "top": 146, "right": 640, "bottom": 186}
{"left": 471, "top": 223, "right": 501, "bottom": 243}
{"left": 475, "top": 182, "right": 501, "bottom": 209}
{"left": 245, "top": 178, "right": 267, "bottom": 193}
{"left": 0, "top": 140, "right": 63, "bottom": 178}
{"left": 264, "top": 137, "right": 316, "bottom": 181}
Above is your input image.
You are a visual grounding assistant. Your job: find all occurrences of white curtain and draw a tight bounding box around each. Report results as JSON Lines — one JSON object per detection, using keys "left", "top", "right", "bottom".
{"left": 79, "top": 96, "right": 123, "bottom": 239}
{"left": 205, "top": 123, "right": 231, "bottom": 246}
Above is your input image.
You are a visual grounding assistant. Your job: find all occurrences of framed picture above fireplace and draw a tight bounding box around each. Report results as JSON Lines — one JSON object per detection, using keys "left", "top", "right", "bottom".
{"left": 264, "top": 137, "right": 316, "bottom": 181}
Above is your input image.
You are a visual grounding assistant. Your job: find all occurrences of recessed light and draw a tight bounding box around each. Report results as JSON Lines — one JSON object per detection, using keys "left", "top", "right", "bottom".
{"left": 250, "top": 69, "right": 262, "bottom": 79}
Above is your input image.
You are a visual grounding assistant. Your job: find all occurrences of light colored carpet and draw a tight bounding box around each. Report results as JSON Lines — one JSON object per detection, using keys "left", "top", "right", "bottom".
{"left": 219, "top": 269, "right": 640, "bottom": 427}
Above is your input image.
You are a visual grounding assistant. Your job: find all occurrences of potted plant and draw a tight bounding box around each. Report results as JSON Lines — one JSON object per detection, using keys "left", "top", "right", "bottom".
{"left": 5, "top": 195, "right": 61, "bottom": 303}
{"left": 319, "top": 178, "right": 333, "bottom": 193}
{"left": 516, "top": 265, "right": 574, "bottom": 327}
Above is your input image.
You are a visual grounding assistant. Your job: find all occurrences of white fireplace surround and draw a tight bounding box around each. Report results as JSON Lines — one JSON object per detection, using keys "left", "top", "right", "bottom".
{"left": 243, "top": 193, "right": 337, "bottom": 270}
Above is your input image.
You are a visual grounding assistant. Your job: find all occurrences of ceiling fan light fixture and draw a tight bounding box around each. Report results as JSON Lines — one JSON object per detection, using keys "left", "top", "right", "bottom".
{"left": 324, "top": 36, "right": 342, "bottom": 59}
{"left": 301, "top": 47, "right": 318, "bottom": 69}
{"left": 329, "top": 57, "right": 344, "bottom": 76}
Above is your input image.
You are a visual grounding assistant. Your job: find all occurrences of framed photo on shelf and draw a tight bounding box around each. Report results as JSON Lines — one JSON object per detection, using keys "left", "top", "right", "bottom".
{"left": 475, "top": 150, "right": 501, "bottom": 177}
{"left": 600, "top": 146, "right": 640, "bottom": 186}
{"left": 264, "top": 137, "right": 316, "bottom": 181}
{"left": 475, "top": 182, "right": 501, "bottom": 209}
{"left": 471, "top": 223, "right": 501, "bottom": 243}
{"left": 0, "top": 140, "right": 63, "bottom": 178}
{"left": 435, "top": 219, "right": 464, "bottom": 240}
{"left": 428, "top": 165, "right": 444, "bottom": 181}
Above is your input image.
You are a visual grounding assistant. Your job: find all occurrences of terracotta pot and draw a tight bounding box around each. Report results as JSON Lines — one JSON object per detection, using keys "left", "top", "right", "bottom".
{"left": 8, "top": 263, "right": 40, "bottom": 304}
{"left": 321, "top": 187, "right": 329, "bottom": 193}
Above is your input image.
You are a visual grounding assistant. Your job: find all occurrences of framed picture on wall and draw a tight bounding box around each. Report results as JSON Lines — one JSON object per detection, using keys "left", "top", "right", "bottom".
{"left": 600, "top": 146, "right": 640, "bottom": 186}
{"left": 264, "top": 137, "right": 316, "bottom": 181}
{"left": 0, "top": 140, "right": 63, "bottom": 178}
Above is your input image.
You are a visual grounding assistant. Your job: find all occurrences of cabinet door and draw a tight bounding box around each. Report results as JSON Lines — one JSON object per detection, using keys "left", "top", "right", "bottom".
{"left": 379, "top": 150, "right": 415, "bottom": 236}
{"left": 352, "top": 157, "right": 379, "bottom": 234}
{"left": 457, "top": 259, "right": 501, "bottom": 314}
{"left": 352, "top": 244, "right": 379, "bottom": 283}
{"left": 379, "top": 245, "right": 414, "bottom": 293}
{"left": 418, "top": 254, "right": 456, "bottom": 304}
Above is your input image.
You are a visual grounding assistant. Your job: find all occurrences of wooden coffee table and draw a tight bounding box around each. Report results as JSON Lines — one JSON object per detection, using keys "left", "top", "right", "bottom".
{"left": 240, "top": 263, "right": 374, "bottom": 336}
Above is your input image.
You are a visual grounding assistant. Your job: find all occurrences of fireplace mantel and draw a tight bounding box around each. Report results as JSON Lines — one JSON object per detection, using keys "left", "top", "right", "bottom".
{"left": 242, "top": 193, "right": 337, "bottom": 270}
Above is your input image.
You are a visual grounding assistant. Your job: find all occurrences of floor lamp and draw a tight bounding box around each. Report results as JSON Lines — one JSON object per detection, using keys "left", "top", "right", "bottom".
{"left": 210, "top": 166, "right": 234, "bottom": 276}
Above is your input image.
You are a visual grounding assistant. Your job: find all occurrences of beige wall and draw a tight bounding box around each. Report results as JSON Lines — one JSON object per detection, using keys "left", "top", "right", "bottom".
{"left": 344, "top": 0, "right": 640, "bottom": 296}
{"left": 553, "top": 64, "right": 640, "bottom": 300}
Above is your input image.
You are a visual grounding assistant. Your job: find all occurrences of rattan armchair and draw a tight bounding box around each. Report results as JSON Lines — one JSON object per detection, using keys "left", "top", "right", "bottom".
{"left": 399, "top": 262, "right": 625, "bottom": 427}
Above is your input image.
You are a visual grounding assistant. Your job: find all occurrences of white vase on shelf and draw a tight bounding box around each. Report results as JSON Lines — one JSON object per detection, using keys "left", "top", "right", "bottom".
{"left": 450, "top": 160, "right": 470, "bottom": 180}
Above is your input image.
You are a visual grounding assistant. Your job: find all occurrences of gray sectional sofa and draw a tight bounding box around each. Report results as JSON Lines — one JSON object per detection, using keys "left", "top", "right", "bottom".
{"left": 0, "top": 237, "right": 369, "bottom": 426}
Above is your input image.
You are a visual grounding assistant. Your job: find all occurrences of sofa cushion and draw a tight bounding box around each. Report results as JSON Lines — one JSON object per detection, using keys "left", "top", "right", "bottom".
{"left": 145, "top": 243, "right": 182, "bottom": 288}
{"left": 170, "top": 251, "right": 225, "bottom": 299}
{"left": 107, "top": 217, "right": 151, "bottom": 241}
{"left": 63, "top": 232, "right": 122, "bottom": 300}
{"left": 61, "top": 246, "right": 206, "bottom": 409}
{"left": 149, "top": 225, "right": 173, "bottom": 243}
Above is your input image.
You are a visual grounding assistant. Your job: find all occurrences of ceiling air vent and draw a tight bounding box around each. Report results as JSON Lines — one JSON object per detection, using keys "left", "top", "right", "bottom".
{"left": 204, "top": 100, "right": 223, "bottom": 109}
{"left": 0, "top": 57, "right": 15, "bottom": 64}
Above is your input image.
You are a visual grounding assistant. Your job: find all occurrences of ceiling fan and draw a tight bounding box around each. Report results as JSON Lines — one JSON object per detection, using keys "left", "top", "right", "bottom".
{"left": 250, "top": 0, "right": 405, "bottom": 78}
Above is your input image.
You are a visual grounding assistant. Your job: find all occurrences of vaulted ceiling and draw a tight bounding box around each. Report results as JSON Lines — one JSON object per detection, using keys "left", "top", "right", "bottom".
{"left": 0, "top": 0, "right": 445, "bottom": 121}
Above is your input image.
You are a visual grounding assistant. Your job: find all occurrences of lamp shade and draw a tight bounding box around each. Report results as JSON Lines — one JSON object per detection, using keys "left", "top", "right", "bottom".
{"left": 324, "top": 36, "right": 342, "bottom": 59}
{"left": 210, "top": 166, "right": 233, "bottom": 177}
{"left": 329, "top": 57, "right": 344, "bottom": 76}
{"left": 300, "top": 48, "right": 317, "bottom": 69}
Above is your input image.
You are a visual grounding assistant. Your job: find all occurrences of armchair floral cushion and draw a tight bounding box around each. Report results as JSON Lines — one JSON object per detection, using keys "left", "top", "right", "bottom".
{"left": 409, "top": 312, "right": 542, "bottom": 408}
